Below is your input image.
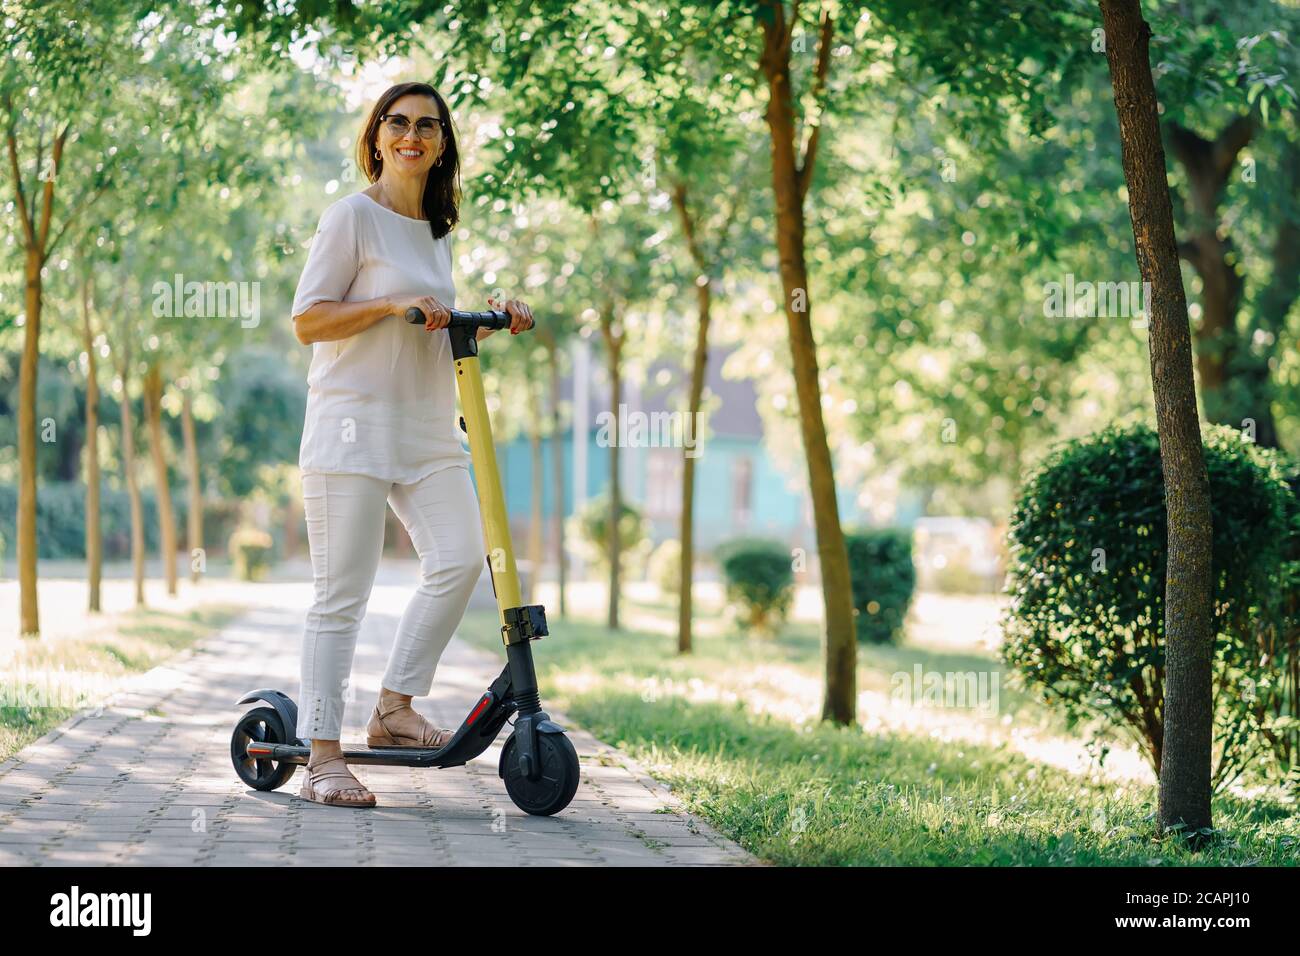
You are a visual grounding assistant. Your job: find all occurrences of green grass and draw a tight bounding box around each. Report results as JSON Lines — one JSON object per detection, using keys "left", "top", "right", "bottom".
{"left": 0, "top": 604, "right": 242, "bottom": 763}
{"left": 460, "top": 604, "right": 1300, "bottom": 866}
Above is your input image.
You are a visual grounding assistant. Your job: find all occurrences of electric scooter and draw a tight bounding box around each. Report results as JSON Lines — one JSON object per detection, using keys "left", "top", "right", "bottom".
{"left": 230, "top": 307, "right": 580, "bottom": 816}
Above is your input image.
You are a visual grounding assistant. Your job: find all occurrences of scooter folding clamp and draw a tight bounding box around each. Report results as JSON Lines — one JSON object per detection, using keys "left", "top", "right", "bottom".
{"left": 501, "top": 604, "right": 549, "bottom": 644}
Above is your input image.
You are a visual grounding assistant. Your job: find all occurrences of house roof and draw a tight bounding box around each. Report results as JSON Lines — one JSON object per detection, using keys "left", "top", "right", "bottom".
{"left": 562, "top": 340, "right": 765, "bottom": 439}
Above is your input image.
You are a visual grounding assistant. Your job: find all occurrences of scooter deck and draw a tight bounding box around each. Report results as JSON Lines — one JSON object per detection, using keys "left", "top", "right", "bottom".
{"left": 247, "top": 740, "right": 468, "bottom": 768}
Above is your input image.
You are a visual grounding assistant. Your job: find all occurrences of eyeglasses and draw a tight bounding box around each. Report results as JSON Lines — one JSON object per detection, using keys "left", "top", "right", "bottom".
{"left": 381, "top": 113, "right": 445, "bottom": 140}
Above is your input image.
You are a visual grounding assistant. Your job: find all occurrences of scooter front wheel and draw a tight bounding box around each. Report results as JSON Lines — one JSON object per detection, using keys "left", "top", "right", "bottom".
{"left": 500, "top": 731, "right": 580, "bottom": 816}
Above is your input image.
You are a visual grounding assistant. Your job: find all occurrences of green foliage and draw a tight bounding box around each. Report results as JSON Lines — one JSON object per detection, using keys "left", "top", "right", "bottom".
{"left": 717, "top": 537, "right": 794, "bottom": 635}
{"left": 229, "top": 526, "right": 275, "bottom": 582}
{"left": 845, "top": 529, "right": 916, "bottom": 645}
{"left": 1003, "top": 423, "right": 1299, "bottom": 788}
{"left": 648, "top": 538, "right": 682, "bottom": 596}
{"left": 928, "top": 563, "right": 1002, "bottom": 595}
{"left": 0, "top": 481, "right": 185, "bottom": 560}
{"left": 569, "top": 492, "right": 649, "bottom": 571}
{"left": 207, "top": 349, "right": 308, "bottom": 498}
{"left": 459, "top": 605, "right": 1300, "bottom": 866}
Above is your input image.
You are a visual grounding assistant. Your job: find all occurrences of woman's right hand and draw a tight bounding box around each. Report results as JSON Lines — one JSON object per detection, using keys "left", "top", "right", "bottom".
{"left": 392, "top": 294, "right": 452, "bottom": 331}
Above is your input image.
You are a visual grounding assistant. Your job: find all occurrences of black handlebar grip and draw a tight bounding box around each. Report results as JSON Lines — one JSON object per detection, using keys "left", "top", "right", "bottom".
{"left": 404, "top": 307, "right": 516, "bottom": 330}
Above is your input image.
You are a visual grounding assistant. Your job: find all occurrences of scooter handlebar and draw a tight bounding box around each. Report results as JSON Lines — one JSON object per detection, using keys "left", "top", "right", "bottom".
{"left": 405, "top": 306, "right": 514, "bottom": 330}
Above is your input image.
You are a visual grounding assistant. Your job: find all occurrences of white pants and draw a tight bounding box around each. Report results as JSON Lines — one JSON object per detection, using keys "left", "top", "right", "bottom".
{"left": 297, "top": 466, "right": 484, "bottom": 740}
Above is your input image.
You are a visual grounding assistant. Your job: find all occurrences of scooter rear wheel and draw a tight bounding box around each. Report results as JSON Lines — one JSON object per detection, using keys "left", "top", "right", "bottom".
{"left": 500, "top": 731, "right": 580, "bottom": 816}
{"left": 231, "top": 706, "right": 298, "bottom": 792}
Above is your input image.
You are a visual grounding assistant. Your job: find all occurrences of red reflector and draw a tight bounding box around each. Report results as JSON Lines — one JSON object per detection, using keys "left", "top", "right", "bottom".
{"left": 466, "top": 694, "right": 492, "bottom": 725}
{"left": 248, "top": 747, "right": 271, "bottom": 755}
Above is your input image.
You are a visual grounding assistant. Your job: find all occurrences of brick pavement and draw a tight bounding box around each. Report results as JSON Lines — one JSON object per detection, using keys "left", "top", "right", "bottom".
{"left": 0, "top": 598, "right": 755, "bottom": 867}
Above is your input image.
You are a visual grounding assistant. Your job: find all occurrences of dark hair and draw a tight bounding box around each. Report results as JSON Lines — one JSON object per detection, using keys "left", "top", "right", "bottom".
{"left": 357, "top": 82, "right": 461, "bottom": 240}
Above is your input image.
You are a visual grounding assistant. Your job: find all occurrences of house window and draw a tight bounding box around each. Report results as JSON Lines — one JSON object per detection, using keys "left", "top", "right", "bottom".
{"left": 646, "top": 449, "right": 681, "bottom": 520}
{"left": 732, "top": 456, "right": 753, "bottom": 528}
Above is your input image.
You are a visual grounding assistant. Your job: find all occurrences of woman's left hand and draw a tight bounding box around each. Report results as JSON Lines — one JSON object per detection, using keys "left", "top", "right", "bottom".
{"left": 488, "top": 295, "right": 534, "bottom": 335}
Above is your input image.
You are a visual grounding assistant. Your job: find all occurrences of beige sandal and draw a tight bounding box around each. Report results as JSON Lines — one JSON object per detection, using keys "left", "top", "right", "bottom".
{"left": 366, "top": 700, "right": 456, "bottom": 749}
{"left": 299, "top": 753, "right": 376, "bottom": 808}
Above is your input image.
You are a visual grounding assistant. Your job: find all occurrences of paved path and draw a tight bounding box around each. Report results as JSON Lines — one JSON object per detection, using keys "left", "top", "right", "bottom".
{"left": 0, "top": 593, "right": 754, "bottom": 866}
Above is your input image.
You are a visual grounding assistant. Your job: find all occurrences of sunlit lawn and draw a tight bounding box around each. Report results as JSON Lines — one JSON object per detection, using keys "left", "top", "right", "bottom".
{"left": 461, "top": 584, "right": 1300, "bottom": 866}
{"left": 0, "top": 604, "right": 242, "bottom": 763}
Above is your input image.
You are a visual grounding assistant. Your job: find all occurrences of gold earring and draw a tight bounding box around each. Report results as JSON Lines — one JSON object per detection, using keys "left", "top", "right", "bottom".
{"left": 374, "top": 148, "right": 381, "bottom": 161}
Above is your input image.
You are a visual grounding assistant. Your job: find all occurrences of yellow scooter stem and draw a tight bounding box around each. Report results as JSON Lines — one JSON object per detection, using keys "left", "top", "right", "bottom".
{"left": 452, "top": 352, "right": 523, "bottom": 639}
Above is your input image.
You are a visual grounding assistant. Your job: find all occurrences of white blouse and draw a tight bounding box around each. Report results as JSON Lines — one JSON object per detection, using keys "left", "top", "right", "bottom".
{"left": 292, "top": 191, "right": 471, "bottom": 484}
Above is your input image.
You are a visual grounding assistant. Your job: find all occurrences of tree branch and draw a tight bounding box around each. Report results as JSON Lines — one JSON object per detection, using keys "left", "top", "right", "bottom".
{"left": 1252, "top": 138, "right": 1300, "bottom": 340}
{"left": 671, "top": 179, "right": 706, "bottom": 272}
{"left": 1167, "top": 114, "right": 1253, "bottom": 215}
{"left": 711, "top": 182, "right": 746, "bottom": 265}
{"left": 35, "top": 123, "right": 69, "bottom": 254}
{"left": 796, "top": 7, "right": 834, "bottom": 201}
{"left": 47, "top": 178, "right": 110, "bottom": 259}
{"left": 1166, "top": 121, "right": 1211, "bottom": 176}
{"left": 1211, "top": 113, "right": 1254, "bottom": 180}
{"left": 4, "top": 98, "right": 35, "bottom": 249}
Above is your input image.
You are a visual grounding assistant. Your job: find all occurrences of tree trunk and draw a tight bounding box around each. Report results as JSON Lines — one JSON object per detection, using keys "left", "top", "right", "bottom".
{"left": 143, "top": 363, "right": 178, "bottom": 597}
{"left": 1167, "top": 117, "right": 1269, "bottom": 438}
{"left": 544, "top": 329, "right": 568, "bottom": 618}
{"left": 8, "top": 119, "right": 64, "bottom": 637}
{"left": 760, "top": 3, "right": 857, "bottom": 724}
{"left": 599, "top": 305, "right": 622, "bottom": 631}
{"left": 1101, "top": 0, "right": 1216, "bottom": 836}
{"left": 180, "top": 386, "right": 203, "bottom": 583}
{"left": 17, "top": 247, "right": 42, "bottom": 635}
{"left": 526, "top": 376, "right": 544, "bottom": 605}
{"left": 672, "top": 182, "right": 714, "bottom": 656}
{"left": 118, "top": 367, "right": 146, "bottom": 607}
{"left": 80, "top": 269, "right": 102, "bottom": 612}
{"left": 1242, "top": 141, "right": 1300, "bottom": 449}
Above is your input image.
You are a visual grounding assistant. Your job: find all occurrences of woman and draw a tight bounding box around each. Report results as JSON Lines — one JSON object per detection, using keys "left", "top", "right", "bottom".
{"left": 290, "top": 82, "right": 533, "bottom": 808}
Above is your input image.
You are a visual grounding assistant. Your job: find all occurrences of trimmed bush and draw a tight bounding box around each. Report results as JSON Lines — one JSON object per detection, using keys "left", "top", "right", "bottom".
{"left": 717, "top": 537, "right": 795, "bottom": 635}
{"left": 648, "top": 538, "right": 682, "bottom": 596}
{"left": 1002, "top": 422, "right": 1298, "bottom": 788}
{"left": 229, "top": 527, "right": 275, "bottom": 582}
{"left": 845, "top": 529, "right": 916, "bottom": 644}
{"left": 568, "top": 493, "right": 649, "bottom": 571}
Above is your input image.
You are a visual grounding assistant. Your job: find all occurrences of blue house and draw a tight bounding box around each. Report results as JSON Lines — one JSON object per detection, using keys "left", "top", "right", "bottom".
{"left": 492, "top": 338, "right": 867, "bottom": 566}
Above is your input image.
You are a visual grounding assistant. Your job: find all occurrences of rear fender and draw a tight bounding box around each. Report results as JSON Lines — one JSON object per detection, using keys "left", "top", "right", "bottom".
{"left": 236, "top": 689, "right": 304, "bottom": 747}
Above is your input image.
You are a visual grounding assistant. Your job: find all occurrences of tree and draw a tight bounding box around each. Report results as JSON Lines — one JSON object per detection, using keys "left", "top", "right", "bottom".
{"left": 596, "top": 288, "right": 625, "bottom": 630}
{"left": 179, "top": 380, "right": 202, "bottom": 583}
{"left": 806, "top": 70, "right": 1148, "bottom": 518}
{"left": 213, "top": 0, "right": 1115, "bottom": 724}
{"left": 537, "top": 319, "right": 571, "bottom": 617}
{"left": 1099, "top": 0, "right": 1216, "bottom": 836}
{"left": 1169, "top": 116, "right": 1255, "bottom": 425}
{"left": 1, "top": 0, "right": 252, "bottom": 632}
{"left": 106, "top": 284, "right": 147, "bottom": 607}
{"left": 406, "top": 0, "right": 855, "bottom": 700}
{"left": 1148, "top": 3, "right": 1300, "bottom": 448}
{"left": 654, "top": 81, "right": 763, "bottom": 654}
{"left": 753, "top": 2, "right": 857, "bottom": 721}
{"left": 142, "top": 362, "right": 178, "bottom": 595}
{"left": 670, "top": 175, "right": 742, "bottom": 653}
{"left": 581, "top": 0, "right": 1089, "bottom": 719}
{"left": 76, "top": 249, "right": 103, "bottom": 611}
{"left": 469, "top": 211, "right": 579, "bottom": 614}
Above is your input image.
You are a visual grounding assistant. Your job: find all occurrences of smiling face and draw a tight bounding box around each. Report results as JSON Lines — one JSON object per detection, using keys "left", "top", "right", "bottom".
{"left": 374, "top": 93, "right": 445, "bottom": 179}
